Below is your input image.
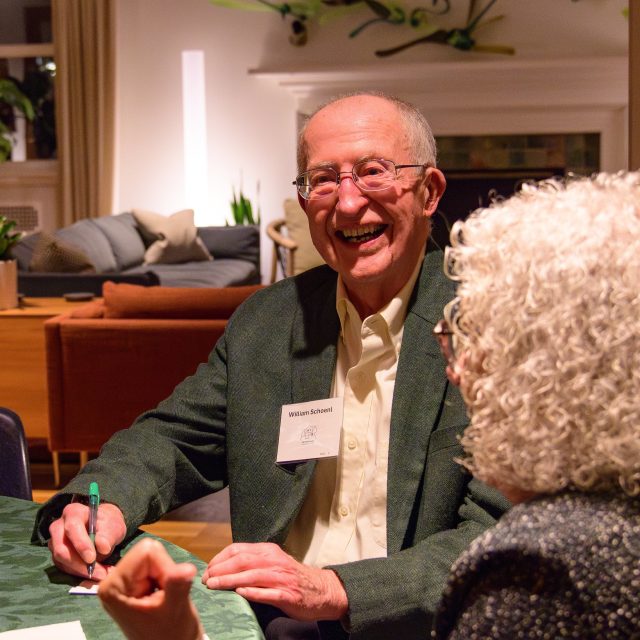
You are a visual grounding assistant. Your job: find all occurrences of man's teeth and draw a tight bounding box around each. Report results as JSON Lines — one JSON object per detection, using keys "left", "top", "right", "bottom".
{"left": 341, "top": 225, "right": 385, "bottom": 242}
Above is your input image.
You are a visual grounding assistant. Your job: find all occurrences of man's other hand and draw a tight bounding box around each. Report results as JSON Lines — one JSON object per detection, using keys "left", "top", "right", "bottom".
{"left": 202, "top": 542, "right": 349, "bottom": 622}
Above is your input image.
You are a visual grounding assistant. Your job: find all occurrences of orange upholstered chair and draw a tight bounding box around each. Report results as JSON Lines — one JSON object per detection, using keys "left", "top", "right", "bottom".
{"left": 45, "top": 282, "right": 263, "bottom": 485}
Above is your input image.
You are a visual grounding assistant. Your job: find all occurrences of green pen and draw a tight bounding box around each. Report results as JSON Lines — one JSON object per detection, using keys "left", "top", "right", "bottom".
{"left": 87, "top": 482, "right": 100, "bottom": 579}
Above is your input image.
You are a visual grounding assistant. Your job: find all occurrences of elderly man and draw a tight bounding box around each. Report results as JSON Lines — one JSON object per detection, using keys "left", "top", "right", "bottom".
{"left": 34, "top": 92, "right": 507, "bottom": 640}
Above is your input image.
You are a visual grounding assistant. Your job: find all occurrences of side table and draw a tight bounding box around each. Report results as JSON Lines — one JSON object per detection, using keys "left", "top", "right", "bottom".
{"left": 0, "top": 297, "right": 90, "bottom": 480}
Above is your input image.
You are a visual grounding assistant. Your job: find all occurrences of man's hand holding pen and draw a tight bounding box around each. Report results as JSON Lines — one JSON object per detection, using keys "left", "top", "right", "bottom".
{"left": 48, "top": 499, "right": 127, "bottom": 580}
{"left": 87, "top": 482, "right": 100, "bottom": 579}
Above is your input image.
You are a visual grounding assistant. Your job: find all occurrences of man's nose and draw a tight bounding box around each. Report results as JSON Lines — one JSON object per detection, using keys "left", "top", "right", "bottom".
{"left": 336, "top": 172, "right": 367, "bottom": 212}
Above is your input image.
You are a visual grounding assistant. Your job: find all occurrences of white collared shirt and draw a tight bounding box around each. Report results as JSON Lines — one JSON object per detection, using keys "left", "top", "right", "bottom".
{"left": 284, "top": 251, "right": 425, "bottom": 566}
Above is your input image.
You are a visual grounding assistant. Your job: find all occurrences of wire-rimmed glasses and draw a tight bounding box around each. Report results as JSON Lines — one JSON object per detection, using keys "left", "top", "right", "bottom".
{"left": 433, "top": 297, "right": 461, "bottom": 369}
{"left": 293, "top": 158, "right": 427, "bottom": 201}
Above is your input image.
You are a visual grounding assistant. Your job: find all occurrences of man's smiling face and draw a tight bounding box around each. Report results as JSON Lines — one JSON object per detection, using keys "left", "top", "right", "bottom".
{"left": 300, "top": 95, "right": 445, "bottom": 317}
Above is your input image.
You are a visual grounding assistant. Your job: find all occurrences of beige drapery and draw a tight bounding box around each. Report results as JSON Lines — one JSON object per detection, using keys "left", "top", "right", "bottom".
{"left": 52, "top": 0, "right": 115, "bottom": 226}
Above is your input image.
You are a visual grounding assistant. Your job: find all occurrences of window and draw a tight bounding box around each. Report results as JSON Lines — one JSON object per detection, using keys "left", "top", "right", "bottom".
{"left": 0, "top": 1, "right": 55, "bottom": 161}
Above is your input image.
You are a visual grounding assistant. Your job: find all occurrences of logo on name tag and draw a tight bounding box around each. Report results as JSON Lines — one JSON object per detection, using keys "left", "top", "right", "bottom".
{"left": 300, "top": 425, "right": 318, "bottom": 444}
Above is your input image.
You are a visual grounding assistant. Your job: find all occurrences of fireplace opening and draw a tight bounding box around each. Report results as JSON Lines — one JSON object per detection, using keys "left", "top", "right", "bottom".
{"left": 431, "top": 132, "right": 600, "bottom": 250}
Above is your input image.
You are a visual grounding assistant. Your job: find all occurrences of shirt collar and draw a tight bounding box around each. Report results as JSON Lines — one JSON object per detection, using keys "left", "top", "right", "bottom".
{"left": 336, "top": 246, "right": 426, "bottom": 346}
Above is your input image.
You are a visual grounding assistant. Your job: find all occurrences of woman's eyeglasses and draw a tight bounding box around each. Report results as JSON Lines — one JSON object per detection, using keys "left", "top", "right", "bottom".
{"left": 433, "top": 298, "right": 461, "bottom": 369}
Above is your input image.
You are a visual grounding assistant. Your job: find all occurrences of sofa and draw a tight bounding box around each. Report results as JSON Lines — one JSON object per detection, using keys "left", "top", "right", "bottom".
{"left": 11, "top": 211, "right": 261, "bottom": 297}
{"left": 44, "top": 281, "right": 263, "bottom": 485}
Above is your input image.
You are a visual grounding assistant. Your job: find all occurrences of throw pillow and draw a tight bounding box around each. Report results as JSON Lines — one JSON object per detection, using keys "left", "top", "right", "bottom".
{"left": 56, "top": 220, "right": 118, "bottom": 273}
{"left": 283, "top": 198, "right": 325, "bottom": 275}
{"left": 132, "top": 208, "right": 212, "bottom": 265}
{"left": 69, "top": 300, "right": 105, "bottom": 319}
{"left": 92, "top": 213, "right": 146, "bottom": 270}
{"left": 28, "top": 232, "right": 96, "bottom": 273}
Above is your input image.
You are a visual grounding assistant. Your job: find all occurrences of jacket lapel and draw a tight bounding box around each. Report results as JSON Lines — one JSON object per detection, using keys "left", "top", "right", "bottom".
{"left": 267, "top": 269, "right": 340, "bottom": 542}
{"left": 291, "top": 268, "right": 340, "bottom": 403}
{"left": 387, "top": 248, "right": 456, "bottom": 553}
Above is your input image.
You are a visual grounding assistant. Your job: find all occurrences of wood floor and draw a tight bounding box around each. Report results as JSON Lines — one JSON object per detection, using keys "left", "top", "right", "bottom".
{"left": 30, "top": 459, "right": 233, "bottom": 563}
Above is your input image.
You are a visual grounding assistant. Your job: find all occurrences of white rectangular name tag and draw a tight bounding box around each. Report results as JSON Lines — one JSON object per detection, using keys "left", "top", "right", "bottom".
{"left": 276, "top": 397, "right": 343, "bottom": 464}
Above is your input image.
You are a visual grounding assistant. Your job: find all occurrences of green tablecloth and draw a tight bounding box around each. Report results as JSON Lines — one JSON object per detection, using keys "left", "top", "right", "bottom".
{"left": 0, "top": 496, "right": 264, "bottom": 639}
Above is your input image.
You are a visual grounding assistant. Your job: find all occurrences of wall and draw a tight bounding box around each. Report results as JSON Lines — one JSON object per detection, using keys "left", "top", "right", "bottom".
{"left": 113, "top": 0, "right": 628, "bottom": 282}
{"left": 114, "top": 0, "right": 296, "bottom": 283}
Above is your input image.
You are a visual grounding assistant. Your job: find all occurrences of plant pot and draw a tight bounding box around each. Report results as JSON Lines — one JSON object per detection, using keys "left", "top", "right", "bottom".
{"left": 0, "top": 259, "right": 18, "bottom": 310}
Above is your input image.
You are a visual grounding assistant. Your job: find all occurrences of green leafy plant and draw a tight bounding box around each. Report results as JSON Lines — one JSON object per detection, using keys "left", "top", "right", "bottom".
{"left": 0, "top": 78, "right": 35, "bottom": 162}
{"left": 229, "top": 185, "right": 260, "bottom": 225}
{"left": 0, "top": 216, "right": 23, "bottom": 261}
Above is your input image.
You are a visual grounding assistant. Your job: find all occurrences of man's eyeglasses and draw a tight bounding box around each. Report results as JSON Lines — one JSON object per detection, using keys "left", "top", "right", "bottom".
{"left": 433, "top": 298, "right": 461, "bottom": 369}
{"left": 294, "top": 158, "right": 427, "bottom": 201}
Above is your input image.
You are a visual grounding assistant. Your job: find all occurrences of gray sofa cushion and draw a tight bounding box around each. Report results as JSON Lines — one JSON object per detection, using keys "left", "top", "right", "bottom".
{"left": 92, "top": 213, "right": 146, "bottom": 270}
{"left": 56, "top": 220, "right": 118, "bottom": 273}
{"left": 198, "top": 225, "right": 259, "bottom": 264}
{"left": 123, "top": 258, "right": 258, "bottom": 288}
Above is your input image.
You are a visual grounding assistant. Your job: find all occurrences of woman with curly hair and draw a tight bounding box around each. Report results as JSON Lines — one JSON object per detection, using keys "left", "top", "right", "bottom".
{"left": 432, "top": 171, "right": 640, "bottom": 639}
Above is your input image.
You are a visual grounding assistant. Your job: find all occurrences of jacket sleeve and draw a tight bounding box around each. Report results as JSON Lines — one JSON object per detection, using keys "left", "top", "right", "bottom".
{"left": 32, "top": 333, "right": 232, "bottom": 544}
{"left": 329, "top": 478, "right": 509, "bottom": 640}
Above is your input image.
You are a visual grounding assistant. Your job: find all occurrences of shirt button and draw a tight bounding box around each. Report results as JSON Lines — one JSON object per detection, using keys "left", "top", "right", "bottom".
{"left": 340, "top": 506, "right": 349, "bottom": 517}
{"left": 347, "top": 439, "right": 357, "bottom": 450}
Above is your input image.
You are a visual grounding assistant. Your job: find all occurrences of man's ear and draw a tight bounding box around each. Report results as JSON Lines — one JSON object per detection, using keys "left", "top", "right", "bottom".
{"left": 297, "top": 193, "right": 308, "bottom": 213}
{"left": 424, "top": 168, "right": 446, "bottom": 218}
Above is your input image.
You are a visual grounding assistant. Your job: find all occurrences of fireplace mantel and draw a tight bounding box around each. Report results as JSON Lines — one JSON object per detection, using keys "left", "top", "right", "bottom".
{"left": 251, "top": 56, "right": 629, "bottom": 170}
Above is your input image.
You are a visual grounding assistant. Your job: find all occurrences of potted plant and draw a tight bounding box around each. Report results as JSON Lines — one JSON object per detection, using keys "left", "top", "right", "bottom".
{"left": 0, "top": 77, "right": 35, "bottom": 163}
{"left": 228, "top": 182, "right": 260, "bottom": 226}
{"left": 0, "top": 215, "right": 22, "bottom": 310}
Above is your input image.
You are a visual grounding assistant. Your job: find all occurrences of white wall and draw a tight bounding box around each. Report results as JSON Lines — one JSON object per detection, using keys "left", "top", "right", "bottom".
{"left": 114, "top": 0, "right": 297, "bottom": 280}
{"left": 113, "top": 0, "right": 628, "bottom": 282}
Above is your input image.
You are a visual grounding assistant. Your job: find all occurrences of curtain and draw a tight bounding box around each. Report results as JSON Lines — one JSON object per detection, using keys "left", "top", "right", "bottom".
{"left": 52, "top": 0, "right": 115, "bottom": 226}
{"left": 631, "top": 3, "right": 640, "bottom": 170}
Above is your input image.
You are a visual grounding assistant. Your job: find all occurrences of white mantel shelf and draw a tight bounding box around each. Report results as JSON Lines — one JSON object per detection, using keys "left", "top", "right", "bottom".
{"left": 250, "top": 56, "right": 629, "bottom": 170}
{"left": 250, "top": 56, "right": 628, "bottom": 108}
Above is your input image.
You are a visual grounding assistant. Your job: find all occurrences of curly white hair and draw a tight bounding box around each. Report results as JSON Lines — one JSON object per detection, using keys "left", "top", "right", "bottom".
{"left": 446, "top": 171, "right": 640, "bottom": 497}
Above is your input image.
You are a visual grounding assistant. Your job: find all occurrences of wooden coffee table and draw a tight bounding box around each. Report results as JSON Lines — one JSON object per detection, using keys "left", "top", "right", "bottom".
{"left": 0, "top": 297, "right": 85, "bottom": 442}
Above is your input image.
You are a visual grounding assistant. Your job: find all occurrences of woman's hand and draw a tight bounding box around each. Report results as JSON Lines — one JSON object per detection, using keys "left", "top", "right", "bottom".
{"left": 99, "top": 538, "right": 204, "bottom": 640}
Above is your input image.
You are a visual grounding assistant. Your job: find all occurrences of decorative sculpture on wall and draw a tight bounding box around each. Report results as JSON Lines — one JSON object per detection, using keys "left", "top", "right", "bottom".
{"left": 375, "top": 0, "right": 514, "bottom": 57}
{"left": 208, "top": 0, "right": 515, "bottom": 56}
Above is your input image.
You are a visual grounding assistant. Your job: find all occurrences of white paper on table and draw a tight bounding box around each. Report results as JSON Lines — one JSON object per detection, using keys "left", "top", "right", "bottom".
{"left": 69, "top": 583, "right": 99, "bottom": 595}
{"left": 0, "top": 620, "right": 87, "bottom": 639}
